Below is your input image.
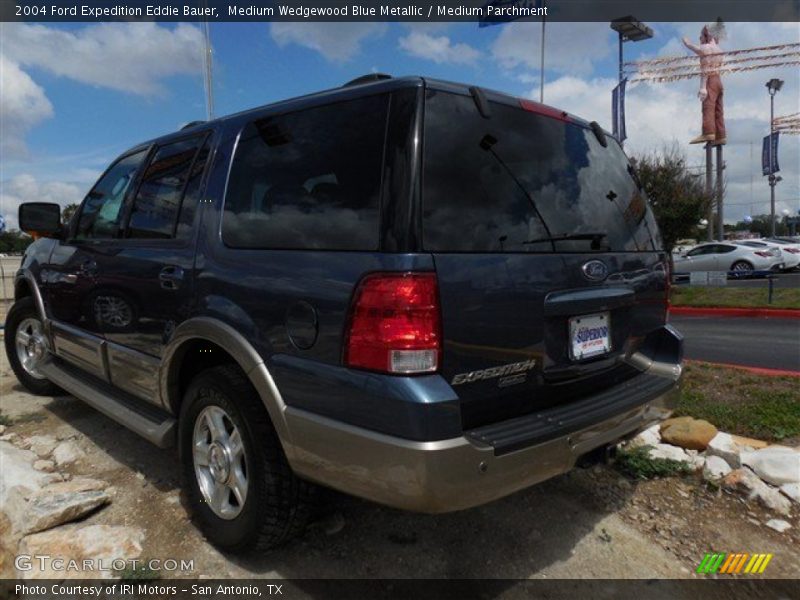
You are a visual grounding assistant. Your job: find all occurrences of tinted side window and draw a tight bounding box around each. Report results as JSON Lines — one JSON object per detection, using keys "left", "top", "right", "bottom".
{"left": 176, "top": 139, "right": 211, "bottom": 238}
{"left": 223, "top": 95, "right": 388, "bottom": 250}
{"left": 76, "top": 151, "right": 146, "bottom": 240}
{"left": 127, "top": 138, "right": 203, "bottom": 239}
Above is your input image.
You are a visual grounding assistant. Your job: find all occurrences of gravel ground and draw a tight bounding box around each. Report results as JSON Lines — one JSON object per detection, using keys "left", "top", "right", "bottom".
{"left": 0, "top": 348, "right": 798, "bottom": 584}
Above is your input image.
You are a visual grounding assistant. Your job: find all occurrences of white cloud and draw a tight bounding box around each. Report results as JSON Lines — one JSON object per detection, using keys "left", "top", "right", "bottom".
{"left": 0, "top": 54, "right": 54, "bottom": 160}
{"left": 2, "top": 23, "right": 204, "bottom": 96}
{"left": 492, "top": 22, "right": 612, "bottom": 76}
{"left": 0, "top": 174, "right": 84, "bottom": 230}
{"left": 398, "top": 30, "right": 480, "bottom": 65}
{"left": 270, "top": 23, "right": 386, "bottom": 63}
{"left": 533, "top": 68, "right": 799, "bottom": 223}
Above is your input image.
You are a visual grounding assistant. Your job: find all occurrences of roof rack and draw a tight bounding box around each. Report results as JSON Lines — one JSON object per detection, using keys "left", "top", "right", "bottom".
{"left": 181, "top": 120, "right": 206, "bottom": 130}
{"left": 342, "top": 73, "right": 392, "bottom": 87}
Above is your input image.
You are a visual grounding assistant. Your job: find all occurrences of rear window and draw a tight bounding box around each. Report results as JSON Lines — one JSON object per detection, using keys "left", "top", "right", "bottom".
{"left": 422, "top": 91, "right": 662, "bottom": 253}
{"left": 222, "top": 95, "right": 389, "bottom": 250}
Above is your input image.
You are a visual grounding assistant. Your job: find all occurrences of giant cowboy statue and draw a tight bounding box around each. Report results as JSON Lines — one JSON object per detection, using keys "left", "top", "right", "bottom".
{"left": 683, "top": 20, "right": 727, "bottom": 145}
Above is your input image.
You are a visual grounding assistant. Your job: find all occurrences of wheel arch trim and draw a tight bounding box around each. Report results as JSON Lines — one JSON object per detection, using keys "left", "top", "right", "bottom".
{"left": 15, "top": 271, "right": 47, "bottom": 324}
{"left": 160, "top": 317, "right": 296, "bottom": 460}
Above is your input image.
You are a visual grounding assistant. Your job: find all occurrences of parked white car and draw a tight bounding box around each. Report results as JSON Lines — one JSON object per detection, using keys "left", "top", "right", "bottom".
{"left": 734, "top": 240, "right": 798, "bottom": 271}
{"left": 765, "top": 238, "right": 800, "bottom": 270}
{"left": 673, "top": 242, "right": 783, "bottom": 275}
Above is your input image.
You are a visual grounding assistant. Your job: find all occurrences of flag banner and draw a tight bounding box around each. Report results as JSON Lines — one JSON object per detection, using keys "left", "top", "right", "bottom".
{"left": 612, "top": 79, "right": 627, "bottom": 142}
{"left": 619, "top": 78, "right": 627, "bottom": 142}
{"left": 762, "top": 132, "right": 780, "bottom": 176}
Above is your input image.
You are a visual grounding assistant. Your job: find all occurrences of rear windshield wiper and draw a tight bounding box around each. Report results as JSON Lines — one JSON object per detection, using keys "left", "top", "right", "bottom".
{"left": 523, "top": 232, "right": 608, "bottom": 249}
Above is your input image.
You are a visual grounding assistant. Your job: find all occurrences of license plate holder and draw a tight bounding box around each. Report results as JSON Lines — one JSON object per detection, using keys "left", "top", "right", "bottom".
{"left": 569, "top": 312, "right": 611, "bottom": 360}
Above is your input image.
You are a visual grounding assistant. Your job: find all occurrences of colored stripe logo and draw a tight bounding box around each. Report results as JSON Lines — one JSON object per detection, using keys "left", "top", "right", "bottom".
{"left": 697, "top": 552, "right": 773, "bottom": 574}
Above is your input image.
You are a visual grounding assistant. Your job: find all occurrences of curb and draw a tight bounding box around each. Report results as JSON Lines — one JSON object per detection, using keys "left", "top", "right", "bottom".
{"left": 685, "top": 359, "right": 800, "bottom": 378}
{"left": 669, "top": 306, "right": 800, "bottom": 319}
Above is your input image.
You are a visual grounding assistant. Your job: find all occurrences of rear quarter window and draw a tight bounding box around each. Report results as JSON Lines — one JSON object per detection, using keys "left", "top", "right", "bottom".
{"left": 222, "top": 95, "right": 389, "bottom": 250}
{"left": 422, "top": 90, "right": 662, "bottom": 253}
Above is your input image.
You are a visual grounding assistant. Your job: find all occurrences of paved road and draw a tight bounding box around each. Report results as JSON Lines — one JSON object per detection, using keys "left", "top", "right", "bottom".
{"left": 670, "top": 315, "right": 800, "bottom": 371}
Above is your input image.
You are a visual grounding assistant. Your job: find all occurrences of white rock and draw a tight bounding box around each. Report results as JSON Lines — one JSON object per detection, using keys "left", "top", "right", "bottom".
{"left": 780, "top": 482, "right": 800, "bottom": 504}
{"left": 0, "top": 433, "right": 17, "bottom": 443}
{"left": 648, "top": 443, "right": 691, "bottom": 463}
{"left": 43, "top": 478, "right": 107, "bottom": 494}
{"left": 0, "top": 424, "right": 6, "bottom": 435}
{"left": 0, "top": 442, "right": 49, "bottom": 506}
{"left": 703, "top": 455, "right": 732, "bottom": 480}
{"left": 685, "top": 449, "right": 706, "bottom": 470}
{"left": 52, "top": 441, "right": 85, "bottom": 466}
{"left": 765, "top": 518, "right": 791, "bottom": 533}
{"left": 723, "top": 468, "right": 792, "bottom": 516}
{"left": 33, "top": 459, "right": 56, "bottom": 473}
{"left": 8, "top": 488, "right": 111, "bottom": 536}
{"left": 628, "top": 424, "right": 661, "bottom": 448}
{"left": 18, "top": 524, "right": 144, "bottom": 579}
{"left": 27, "top": 435, "right": 58, "bottom": 458}
{"left": 741, "top": 446, "right": 800, "bottom": 486}
{"left": 706, "top": 432, "right": 745, "bottom": 468}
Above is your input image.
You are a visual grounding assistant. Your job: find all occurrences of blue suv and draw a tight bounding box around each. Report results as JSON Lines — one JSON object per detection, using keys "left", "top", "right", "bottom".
{"left": 7, "top": 75, "right": 682, "bottom": 551}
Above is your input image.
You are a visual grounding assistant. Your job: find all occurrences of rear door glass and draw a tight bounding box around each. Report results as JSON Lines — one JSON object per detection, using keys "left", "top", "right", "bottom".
{"left": 423, "top": 90, "right": 662, "bottom": 253}
{"left": 223, "top": 94, "right": 389, "bottom": 250}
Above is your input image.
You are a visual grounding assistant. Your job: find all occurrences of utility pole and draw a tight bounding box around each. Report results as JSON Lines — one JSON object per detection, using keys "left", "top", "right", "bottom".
{"left": 201, "top": 5, "right": 214, "bottom": 121}
{"left": 539, "top": 3, "right": 546, "bottom": 103}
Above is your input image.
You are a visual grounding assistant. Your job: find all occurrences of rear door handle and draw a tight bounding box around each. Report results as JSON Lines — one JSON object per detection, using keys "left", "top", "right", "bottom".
{"left": 159, "top": 266, "right": 184, "bottom": 290}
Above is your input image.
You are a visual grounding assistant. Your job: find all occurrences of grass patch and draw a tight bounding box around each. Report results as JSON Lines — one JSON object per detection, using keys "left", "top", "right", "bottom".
{"left": 116, "top": 562, "right": 159, "bottom": 581}
{"left": 615, "top": 445, "right": 692, "bottom": 480}
{"left": 671, "top": 286, "right": 800, "bottom": 310}
{"left": 0, "top": 413, "right": 11, "bottom": 427}
{"left": 676, "top": 363, "right": 800, "bottom": 443}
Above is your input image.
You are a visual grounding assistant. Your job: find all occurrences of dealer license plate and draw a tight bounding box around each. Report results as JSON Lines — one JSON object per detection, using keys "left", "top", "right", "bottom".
{"left": 569, "top": 312, "right": 611, "bottom": 360}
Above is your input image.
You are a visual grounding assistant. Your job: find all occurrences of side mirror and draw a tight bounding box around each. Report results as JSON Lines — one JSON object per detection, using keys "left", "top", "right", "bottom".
{"left": 19, "top": 202, "right": 62, "bottom": 238}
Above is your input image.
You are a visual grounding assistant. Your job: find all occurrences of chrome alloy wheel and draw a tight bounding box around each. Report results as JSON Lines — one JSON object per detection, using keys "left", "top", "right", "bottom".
{"left": 15, "top": 317, "right": 47, "bottom": 379}
{"left": 193, "top": 406, "right": 248, "bottom": 519}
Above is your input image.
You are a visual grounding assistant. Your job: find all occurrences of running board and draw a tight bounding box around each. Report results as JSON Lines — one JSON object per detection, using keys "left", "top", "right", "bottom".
{"left": 40, "top": 359, "right": 176, "bottom": 448}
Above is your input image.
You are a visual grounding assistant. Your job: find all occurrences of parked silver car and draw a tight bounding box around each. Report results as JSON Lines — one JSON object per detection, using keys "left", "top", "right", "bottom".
{"left": 765, "top": 238, "right": 800, "bottom": 270}
{"left": 673, "top": 242, "right": 783, "bottom": 274}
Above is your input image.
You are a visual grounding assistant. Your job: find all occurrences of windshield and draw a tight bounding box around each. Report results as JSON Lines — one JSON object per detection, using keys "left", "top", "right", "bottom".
{"left": 422, "top": 90, "right": 663, "bottom": 253}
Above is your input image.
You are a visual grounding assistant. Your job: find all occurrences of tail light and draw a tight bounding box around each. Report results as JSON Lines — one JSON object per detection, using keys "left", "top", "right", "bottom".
{"left": 754, "top": 251, "right": 772, "bottom": 257}
{"left": 344, "top": 272, "right": 441, "bottom": 374}
{"left": 785, "top": 248, "right": 800, "bottom": 254}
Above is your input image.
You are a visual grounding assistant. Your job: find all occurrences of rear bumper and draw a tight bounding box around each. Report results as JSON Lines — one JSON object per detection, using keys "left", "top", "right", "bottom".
{"left": 284, "top": 363, "right": 682, "bottom": 513}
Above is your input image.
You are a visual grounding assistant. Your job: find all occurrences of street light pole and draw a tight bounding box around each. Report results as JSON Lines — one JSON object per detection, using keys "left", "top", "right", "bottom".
{"left": 610, "top": 16, "right": 653, "bottom": 147}
{"left": 766, "top": 78, "right": 784, "bottom": 237}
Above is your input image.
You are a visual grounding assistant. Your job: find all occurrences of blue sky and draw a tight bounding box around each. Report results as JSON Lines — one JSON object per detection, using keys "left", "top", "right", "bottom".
{"left": 1, "top": 20, "right": 798, "bottom": 228}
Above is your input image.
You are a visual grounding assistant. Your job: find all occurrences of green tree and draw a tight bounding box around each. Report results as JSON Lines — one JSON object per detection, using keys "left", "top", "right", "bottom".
{"left": 62, "top": 203, "right": 79, "bottom": 225}
{"left": 632, "top": 146, "right": 714, "bottom": 253}
{"left": 0, "top": 230, "right": 33, "bottom": 254}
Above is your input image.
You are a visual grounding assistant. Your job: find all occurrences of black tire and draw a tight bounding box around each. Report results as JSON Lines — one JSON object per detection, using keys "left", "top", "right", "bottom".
{"left": 179, "top": 365, "right": 315, "bottom": 552}
{"left": 4, "top": 297, "right": 62, "bottom": 396}
{"left": 731, "top": 260, "right": 753, "bottom": 277}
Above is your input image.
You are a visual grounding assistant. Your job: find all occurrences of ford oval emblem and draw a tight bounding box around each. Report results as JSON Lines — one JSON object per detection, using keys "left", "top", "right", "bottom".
{"left": 582, "top": 260, "right": 608, "bottom": 281}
